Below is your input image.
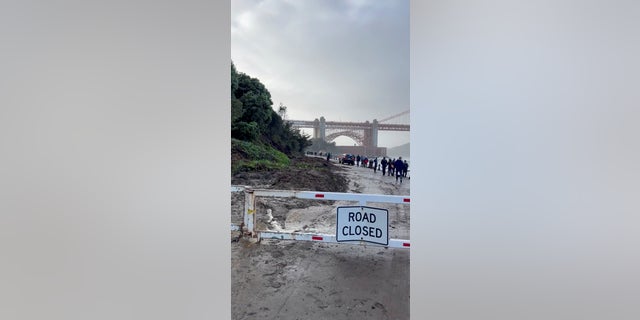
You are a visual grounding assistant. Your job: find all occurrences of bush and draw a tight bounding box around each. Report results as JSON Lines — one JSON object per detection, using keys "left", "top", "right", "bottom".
{"left": 231, "top": 121, "right": 259, "bottom": 142}
{"left": 232, "top": 139, "right": 290, "bottom": 174}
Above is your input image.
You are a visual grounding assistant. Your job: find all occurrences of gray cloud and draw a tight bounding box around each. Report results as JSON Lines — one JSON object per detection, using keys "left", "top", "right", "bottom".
{"left": 232, "top": 0, "right": 409, "bottom": 147}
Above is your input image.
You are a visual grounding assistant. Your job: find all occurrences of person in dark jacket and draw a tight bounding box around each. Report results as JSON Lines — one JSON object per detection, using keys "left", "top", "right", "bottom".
{"left": 403, "top": 160, "right": 409, "bottom": 177}
{"left": 380, "top": 157, "right": 388, "bottom": 176}
{"left": 394, "top": 157, "right": 405, "bottom": 183}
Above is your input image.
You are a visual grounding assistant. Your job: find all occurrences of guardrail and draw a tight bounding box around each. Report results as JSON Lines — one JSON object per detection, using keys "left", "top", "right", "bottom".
{"left": 231, "top": 186, "right": 410, "bottom": 249}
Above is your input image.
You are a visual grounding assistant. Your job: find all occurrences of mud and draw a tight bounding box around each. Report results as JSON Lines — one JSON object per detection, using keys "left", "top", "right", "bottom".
{"left": 231, "top": 157, "right": 410, "bottom": 320}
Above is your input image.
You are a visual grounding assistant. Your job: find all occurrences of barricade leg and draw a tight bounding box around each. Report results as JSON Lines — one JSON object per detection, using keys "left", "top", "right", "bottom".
{"left": 243, "top": 188, "right": 256, "bottom": 237}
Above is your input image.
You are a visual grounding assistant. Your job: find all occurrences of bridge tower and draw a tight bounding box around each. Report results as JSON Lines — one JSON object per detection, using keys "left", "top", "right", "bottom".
{"left": 362, "top": 120, "right": 379, "bottom": 149}
{"left": 372, "top": 119, "right": 379, "bottom": 148}
{"left": 312, "top": 117, "right": 326, "bottom": 140}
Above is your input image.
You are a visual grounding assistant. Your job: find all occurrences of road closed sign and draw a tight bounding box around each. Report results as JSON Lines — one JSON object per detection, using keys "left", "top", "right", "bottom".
{"left": 336, "top": 206, "right": 388, "bottom": 246}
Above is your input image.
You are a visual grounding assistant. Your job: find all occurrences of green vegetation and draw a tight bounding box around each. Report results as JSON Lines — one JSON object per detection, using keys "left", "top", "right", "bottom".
{"left": 231, "top": 62, "right": 311, "bottom": 174}
{"left": 232, "top": 138, "right": 290, "bottom": 174}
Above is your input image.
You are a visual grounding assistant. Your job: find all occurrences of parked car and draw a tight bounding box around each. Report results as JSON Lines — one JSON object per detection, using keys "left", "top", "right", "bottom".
{"left": 339, "top": 153, "right": 355, "bottom": 165}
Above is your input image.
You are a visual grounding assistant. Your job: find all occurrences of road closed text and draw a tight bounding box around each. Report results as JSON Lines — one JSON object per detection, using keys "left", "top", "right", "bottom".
{"left": 341, "top": 211, "right": 383, "bottom": 238}
{"left": 336, "top": 206, "right": 388, "bottom": 245}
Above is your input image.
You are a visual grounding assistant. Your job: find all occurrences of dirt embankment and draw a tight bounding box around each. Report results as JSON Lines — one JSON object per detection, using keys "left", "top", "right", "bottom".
{"left": 231, "top": 156, "right": 351, "bottom": 231}
{"left": 232, "top": 155, "right": 349, "bottom": 192}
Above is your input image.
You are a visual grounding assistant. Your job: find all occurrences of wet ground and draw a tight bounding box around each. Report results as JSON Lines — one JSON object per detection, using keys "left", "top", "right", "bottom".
{"left": 231, "top": 158, "right": 410, "bottom": 320}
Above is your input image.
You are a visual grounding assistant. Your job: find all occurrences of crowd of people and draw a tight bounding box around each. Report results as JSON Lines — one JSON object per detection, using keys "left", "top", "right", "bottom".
{"left": 354, "top": 154, "right": 409, "bottom": 183}
{"left": 312, "top": 151, "right": 409, "bottom": 183}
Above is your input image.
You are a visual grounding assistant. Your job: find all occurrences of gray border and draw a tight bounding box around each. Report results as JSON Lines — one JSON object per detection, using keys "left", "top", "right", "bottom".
{"left": 0, "top": 1, "right": 231, "bottom": 319}
{"left": 413, "top": 1, "right": 640, "bottom": 319}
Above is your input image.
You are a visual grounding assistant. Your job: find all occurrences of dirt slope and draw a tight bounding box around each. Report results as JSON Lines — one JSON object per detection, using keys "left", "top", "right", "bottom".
{"left": 232, "top": 156, "right": 349, "bottom": 192}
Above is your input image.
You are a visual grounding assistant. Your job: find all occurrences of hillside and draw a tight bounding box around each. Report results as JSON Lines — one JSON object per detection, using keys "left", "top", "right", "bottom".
{"left": 386, "top": 142, "right": 410, "bottom": 158}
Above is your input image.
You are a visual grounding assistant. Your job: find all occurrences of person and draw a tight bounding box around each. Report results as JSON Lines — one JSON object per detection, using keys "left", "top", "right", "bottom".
{"left": 403, "top": 160, "right": 409, "bottom": 177}
{"left": 373, "top": 158, "right": 378, "bottom": 173}
{"left": 380, "top": 157, "right": 388, "bottom": 176}
{"left": 356, "top": 155, "right": 361, "bottom": 167}
{"left": 394, "top": 157, "right": 405, "bottom": 183}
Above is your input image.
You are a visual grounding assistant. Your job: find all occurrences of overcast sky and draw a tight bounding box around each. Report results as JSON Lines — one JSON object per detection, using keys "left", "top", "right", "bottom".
{"left": 231, "top": 0, "right": 409, "bottom": 148}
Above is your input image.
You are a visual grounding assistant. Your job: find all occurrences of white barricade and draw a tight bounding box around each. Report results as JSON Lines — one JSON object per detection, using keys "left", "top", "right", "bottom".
{"left": 231, "top": 185, "right": 410, "bottom": 249}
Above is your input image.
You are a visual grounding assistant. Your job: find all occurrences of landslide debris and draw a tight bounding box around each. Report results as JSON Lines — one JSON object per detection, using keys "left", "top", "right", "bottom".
{"left": 232, "top": 156, "right": 349, "bottom": 192}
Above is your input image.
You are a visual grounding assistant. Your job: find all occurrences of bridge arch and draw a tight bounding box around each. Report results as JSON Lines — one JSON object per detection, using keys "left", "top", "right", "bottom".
{"left": 326, "top": 131, "right": 364, "bottom": 145}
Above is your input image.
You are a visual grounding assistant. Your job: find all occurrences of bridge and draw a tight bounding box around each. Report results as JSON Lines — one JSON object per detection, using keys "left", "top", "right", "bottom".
{"left": 288, "top": 110, "right": 409, "bottom": 156}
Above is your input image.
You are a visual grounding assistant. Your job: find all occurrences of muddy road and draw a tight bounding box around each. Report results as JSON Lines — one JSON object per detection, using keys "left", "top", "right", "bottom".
{"left": 231, "top": 160, "right": 410, "bottom": 320}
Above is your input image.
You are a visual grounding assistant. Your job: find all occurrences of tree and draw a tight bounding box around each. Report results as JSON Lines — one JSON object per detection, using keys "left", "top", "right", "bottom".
{"left": 230, "top": 62, "right": 310, "bottom": 156}
{"left": 277, "top": 103, "right": 287, "bottom": 120}
{"left": 231, "top": 62, "right": 243, "bottom": 122}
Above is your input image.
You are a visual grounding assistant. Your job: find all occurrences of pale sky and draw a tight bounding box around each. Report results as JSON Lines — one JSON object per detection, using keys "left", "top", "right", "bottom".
{"left": 231, "top": 0, "right": 409, "bottom": 148}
